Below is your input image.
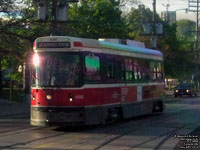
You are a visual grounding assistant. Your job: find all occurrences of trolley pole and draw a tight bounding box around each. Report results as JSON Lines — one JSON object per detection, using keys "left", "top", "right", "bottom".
{"left": 151, "top": 0, "right": 157, "bottom": 49}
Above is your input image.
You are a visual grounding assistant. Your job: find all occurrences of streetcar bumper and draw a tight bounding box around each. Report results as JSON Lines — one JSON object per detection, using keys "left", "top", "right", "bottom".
{"left": 31, "top": 106, "right": 105, "bottom": 127}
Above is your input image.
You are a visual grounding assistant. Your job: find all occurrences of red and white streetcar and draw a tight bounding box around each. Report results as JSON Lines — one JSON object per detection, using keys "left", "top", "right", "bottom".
{"left": 31, "top": 36, "right": 165, "bottom": 126}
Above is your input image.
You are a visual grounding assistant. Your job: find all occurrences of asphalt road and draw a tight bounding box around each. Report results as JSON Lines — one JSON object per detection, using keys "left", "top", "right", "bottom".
{"left": 0, "top": 96, "right": 200, "bottom": 150}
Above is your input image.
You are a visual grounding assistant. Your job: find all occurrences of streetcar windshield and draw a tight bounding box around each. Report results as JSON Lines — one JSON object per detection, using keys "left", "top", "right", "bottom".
{"left": 32, "top": 52, "right": 81, "bottom": 87}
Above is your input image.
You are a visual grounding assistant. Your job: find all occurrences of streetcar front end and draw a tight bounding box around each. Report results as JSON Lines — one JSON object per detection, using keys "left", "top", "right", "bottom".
{"left": 31, "top": 36, "right": 86, "bottom": 126}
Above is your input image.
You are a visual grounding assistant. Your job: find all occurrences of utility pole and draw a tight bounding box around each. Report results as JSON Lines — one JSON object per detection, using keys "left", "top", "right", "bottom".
{"left": 51, "top": 0, "right": 57, "bottom": 36}
{"left": 188, "top": 0, "right": 200, "bottom": 87}
{"left": 196, "top": 0, "right": 199, "bottom": 88}
{"left": 151, "top": 0, "right": 157, "bottom": 49}
{"left": 143, "top": 0, "right": 163, "bottom": 49}
{"left": 0, "top": 58, "right": 2, "bottom": 93}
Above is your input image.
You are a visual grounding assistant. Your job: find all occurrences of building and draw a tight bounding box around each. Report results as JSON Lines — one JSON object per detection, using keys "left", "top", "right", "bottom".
{"left": 161, "top": 11, "right": 176, "bottom": 25}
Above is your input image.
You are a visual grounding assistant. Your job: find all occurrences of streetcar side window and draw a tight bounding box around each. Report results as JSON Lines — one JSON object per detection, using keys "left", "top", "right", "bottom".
{"left": 150, "top": 61, "right": 157, "bottom": 81}
{"left": 125, "top": 58, "right": 134, "bottom": 81}
{"left": 85, "top": 54, "right": 100, "bottom": 81}
{"left": 133, "top": 59, "right": 142, "bottom": 81}
{"left": 125, "top": 58, "right": 146, "bottom": 82}
{"left": 138, "top": 59, "right": 150, "bottom": 81}
{"left": 125, "top": 58, "right": 151, "bottom": 83}
{"left": 103, "top": 55, "right": 124, "bottom": 82}
{"left": 149, "top": 61, "right": 164, "bottom": 81}
{"left": 157, "top": 62, "right": 164, "bottom": 81}
{"left": 144, "top": 60, "right": 151, "bottom": 81}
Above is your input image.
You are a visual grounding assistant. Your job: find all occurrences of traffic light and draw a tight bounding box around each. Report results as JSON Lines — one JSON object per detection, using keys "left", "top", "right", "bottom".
{"left": 56, "top": 0, "right": 68, "bottom": 21}
{"left": 38, "top": 0, "right": 48, "bottom": 20}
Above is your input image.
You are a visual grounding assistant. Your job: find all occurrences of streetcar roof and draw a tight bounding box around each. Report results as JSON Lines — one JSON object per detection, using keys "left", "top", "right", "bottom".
{"left": 99, "top": 41, "right": 162, "bottom": 57}
{"left": 34, "top": 36, "right": 163, "bottom": 57}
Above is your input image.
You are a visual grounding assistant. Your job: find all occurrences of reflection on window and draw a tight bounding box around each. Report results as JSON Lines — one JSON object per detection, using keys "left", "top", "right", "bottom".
{"left": 150, "top": 61, "right": 163, "bottom": 81}
{"left": 150, "top": 61, "right": 157, "bottom": 80}
{"left": 157, "top": 62, "right": 163, "bottom": 80}
{"left": 85, "top": 54, "right": 100, "bottom": 81}
{"left": 125, "top": 58, "right": 134, "bottom": 81}
{"left": 125, "top": 58, "right": 150, "bottom": 82}
{"left": 31, "top": 52, "right": 80, "bottom": 87}
{"left": 104, "top": 56, "right": 124, "bottom": 82}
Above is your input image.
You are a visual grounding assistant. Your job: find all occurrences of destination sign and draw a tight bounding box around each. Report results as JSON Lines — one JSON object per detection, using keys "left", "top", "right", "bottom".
{"left": 37, "top": 42, "right": 71, "bottom": 48}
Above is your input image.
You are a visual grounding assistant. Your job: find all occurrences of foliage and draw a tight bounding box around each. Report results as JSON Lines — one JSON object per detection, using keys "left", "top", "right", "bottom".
{"left": 126, "top": 7, "right": 161, "bottom": 47}
{"left": 158, "top": 23, "right": 195, "bottom": 79}
{"left": 68, "top": 0, "right": 127, "bottom": 39}
{"left": 176, "top": 19, "right": 195, "bottom": 42}
{"left": 0, "top": 0, "right": 45, "bottom": 82}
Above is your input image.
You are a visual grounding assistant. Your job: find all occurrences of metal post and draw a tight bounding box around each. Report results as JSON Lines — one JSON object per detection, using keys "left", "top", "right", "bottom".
{"left": 151, "top": 0, "right": 157, "bottom": 49}
{"left": 189, "top": 0, "right": 200, "bottom": 88}
{"left": 9, "top": 80, "right": 13, "bottom": 104}
{"left": 0, "top": 58, "right": 2, "bottom": 93}
{"left": 195, "top": 0, "right": 199, "bottom": 88}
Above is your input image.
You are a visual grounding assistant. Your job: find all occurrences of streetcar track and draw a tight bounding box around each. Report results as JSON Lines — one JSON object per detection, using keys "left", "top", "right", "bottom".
{"left": 0, "top": 126, "right": 44, "bottom": 137}
{"left": 62, "top": 109, "right": 200, "bottom": 150}
{"left": 5, "top": 122, "right": 134, "bottom": 150}
{"left": 93, "top": 131, "right": 132, "bottom": 150}
{"left": 0, "top": 132, "right": 68, "bottom": 149}
{"left": 126, "top": 121, "right": 200, "bottom": 150}
{"left": 61, "top": 126, "right": 176, "bottom": 150}
{"left": 62, "top": 113, "right": 200, "bottom": 150}
{"left": 124, "top": 127, "right": 183, "bottom": 150}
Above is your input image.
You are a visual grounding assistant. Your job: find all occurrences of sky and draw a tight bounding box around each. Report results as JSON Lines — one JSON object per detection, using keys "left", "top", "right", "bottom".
{"left": 137, "top": 0, "right": 196, "bottom": 22}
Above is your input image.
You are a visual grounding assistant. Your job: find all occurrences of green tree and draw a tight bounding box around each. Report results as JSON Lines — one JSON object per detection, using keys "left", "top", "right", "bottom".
{"left": 68, "top": 0, "right": 127, "bottom": 39}
{"left": 126, "top": 7, "right": 161, "bottom": 47}
{"left": 0, "top": 0, "right": 37, "bottom": 92}
{"left": 0, "top": 0, "right": 22, "bottom": 91}
{"left": 176, "top": 19, "right": 195, "bottom": 41}
{"left": 158, "top": 23, "right": 195, "bottom": 80}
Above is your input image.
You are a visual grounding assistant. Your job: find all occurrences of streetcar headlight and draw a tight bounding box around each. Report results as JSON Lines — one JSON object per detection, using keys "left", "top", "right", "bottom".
{"left": 46, "top": 95, "right": 52, "bottom": 100}
{"left": 69, "top": 97, "right": 73, "bottom": 102}
{"left": 175, "top": 90, "right": 179, "bottom": 93}
{"left": 186, "top": 89, "right": 190, "bottom": 93}
{"left": 32, "top": 94, "right": 35, "bottom": 101}
{"left": 69, "top": 93, "right": 73, "bottom": 102}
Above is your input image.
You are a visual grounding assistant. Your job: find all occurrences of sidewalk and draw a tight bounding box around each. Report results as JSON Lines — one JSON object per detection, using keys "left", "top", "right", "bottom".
{"left": 0, "top": 97, "right": 30, "bottom": 117}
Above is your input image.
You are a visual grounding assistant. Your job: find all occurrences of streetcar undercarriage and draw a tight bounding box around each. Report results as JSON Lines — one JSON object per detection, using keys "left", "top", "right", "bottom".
{"left": 31, "top": 99, "right": 164, "bottom": 127}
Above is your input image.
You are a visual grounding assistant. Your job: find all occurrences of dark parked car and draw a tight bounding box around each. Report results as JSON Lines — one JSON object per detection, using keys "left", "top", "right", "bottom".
{"left": 174, "top": 83, "right": 197, "bottom": 97}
